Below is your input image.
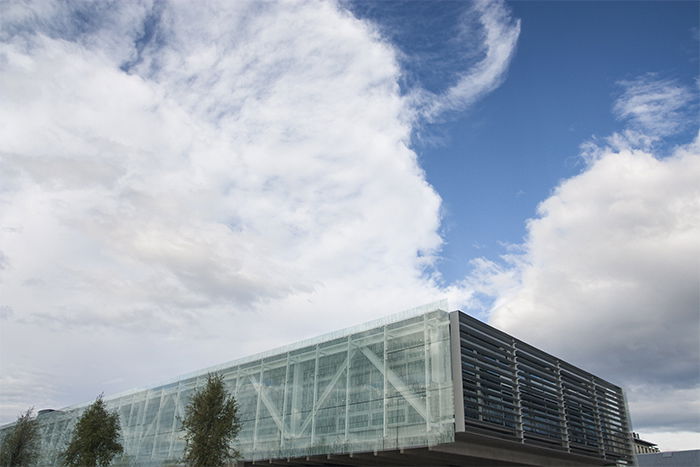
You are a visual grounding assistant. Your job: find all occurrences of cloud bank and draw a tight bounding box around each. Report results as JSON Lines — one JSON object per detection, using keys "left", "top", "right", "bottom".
{"left": 0, "top": 0, "right": 518, "bottom": 422}
{"left": 472, "top": 76, "right": 700, "bottom": 436}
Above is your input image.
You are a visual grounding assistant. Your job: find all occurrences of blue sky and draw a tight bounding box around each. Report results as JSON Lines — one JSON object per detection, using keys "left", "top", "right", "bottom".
{"left": 350, "top": 0, "right": 700, "bottom": 284}
{"left": 0, "top": 0, "right": 698, "bottom": 451}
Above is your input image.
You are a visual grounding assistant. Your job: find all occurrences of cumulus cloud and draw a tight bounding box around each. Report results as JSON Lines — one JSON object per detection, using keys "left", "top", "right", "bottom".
{"left": 473, "top": 78, "right": 700, "bottom": 435}
{"left": 0, "top": 0, "right": 519, "bottom": 423}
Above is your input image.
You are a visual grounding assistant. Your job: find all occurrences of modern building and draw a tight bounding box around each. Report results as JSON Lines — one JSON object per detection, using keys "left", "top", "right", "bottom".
{"left": 632, "top": 433, "right": 659, "bottom": 455}
{"left": 1, "top": 304, "right": 636, "bottom": 466}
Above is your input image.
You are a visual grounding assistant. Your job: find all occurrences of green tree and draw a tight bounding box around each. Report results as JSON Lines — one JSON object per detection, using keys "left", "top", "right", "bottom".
{"left": 62, "top": 395, "right": 123, "bottom": 467}
{"left": 181, "top": 373, "right": 241, "bottom": 466}
{"left": 0, "top": 408, "right": 40, "bottom": 466}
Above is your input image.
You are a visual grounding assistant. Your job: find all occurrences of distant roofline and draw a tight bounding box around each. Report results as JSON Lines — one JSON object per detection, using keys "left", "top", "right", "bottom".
{"left": 634, "top": 438, "right": 658, "bottom": 447}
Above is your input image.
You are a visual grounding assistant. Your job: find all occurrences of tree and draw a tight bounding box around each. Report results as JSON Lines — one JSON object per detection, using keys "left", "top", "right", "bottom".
{"left": 181, "top": 373, "right": 241, "bottom": 466}
{"left": 62, "top": 395, "right": 123, "bottom": 467}
{"left": 0, "top": 408, "right": 40, "bottom": 466}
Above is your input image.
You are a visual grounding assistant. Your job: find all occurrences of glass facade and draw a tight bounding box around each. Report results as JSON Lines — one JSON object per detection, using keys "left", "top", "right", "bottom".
{"left": 0, "top": 307, "right": 635, "bottom": 466}
{"left": 11, "top": 308, "right": 454, "bottom": 466}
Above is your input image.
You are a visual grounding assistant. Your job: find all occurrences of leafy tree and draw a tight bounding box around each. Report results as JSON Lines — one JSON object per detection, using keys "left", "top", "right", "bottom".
{"left": 0, "top": 408, "right": 40, "bottom": 467}
{"left": 62, "top": 395, "right": 123, "bottom": 467}
{"left": 181, "top": 373, "right": 241, "bottom": 466}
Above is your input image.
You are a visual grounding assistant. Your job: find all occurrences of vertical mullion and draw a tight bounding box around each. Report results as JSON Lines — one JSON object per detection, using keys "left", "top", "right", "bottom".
{"left": 556, "top": 361, "right": 571, "bottom": 452}
{"left": 149, "top": 388, "right": 165, "bottom": 459}
{"left": 310, "top": 345, "right": 320, "bottom": 445}
{"left": 382, "top": 326, "right": 388, "bottom": 439}
{"left": 512, "top": 339, "right": 524, "bottom": 443}
{"left": 423, "top": 314, "right": 431, "bottom": 433}
{"left": 165, "top": 386, "right": 180, "bottom": 460}
{"left": 449, "top": 312, "right": 465, "bottom": 433}
{"left": 252, "top": 365, "right": 263, "bottom": 459}
{"left": 281, "top": 353, "right": 290, "bottom": 449}
{"left": 344, "top": 336, "right": 351, "bottom": 443}
{"left": 591, "top": 377, "right": 605, "bottom": 458}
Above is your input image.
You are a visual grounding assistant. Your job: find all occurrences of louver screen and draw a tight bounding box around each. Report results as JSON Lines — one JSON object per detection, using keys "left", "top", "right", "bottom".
{"left": 454, "top": 311, "right": 634, "bottom": 465}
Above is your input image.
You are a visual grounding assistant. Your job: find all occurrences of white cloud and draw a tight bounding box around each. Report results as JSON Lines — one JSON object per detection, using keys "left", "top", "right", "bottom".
{"left": 610, "top": 75, "right": 696, "bottom": 147}
{"left": 414, "top": 0, "right": 520, "bottom": 120}
{"left": 638, "top": 431, "right": 700, "bottom": 453}
{"left": 627, "top": 384, "right": 700, "bottom": 432}
{"left": 486, "top": 139, "right": 700, "bottom": 438}
{"left": 471, "top": 75, "right": 700, "bottom": 444}
{"left": 0, "top": 0, "right": 521, "bottom": 423}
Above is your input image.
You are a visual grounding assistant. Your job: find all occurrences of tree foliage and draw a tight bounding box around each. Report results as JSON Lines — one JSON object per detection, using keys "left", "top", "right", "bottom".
{"left": 62, "top": 395, "right": 123, "bottom": 467}
{"left": 181, "top": 373, "right": 241, "bottom": 466}
{"left": 0, "top": 408, "right": 40, "bottom": 467}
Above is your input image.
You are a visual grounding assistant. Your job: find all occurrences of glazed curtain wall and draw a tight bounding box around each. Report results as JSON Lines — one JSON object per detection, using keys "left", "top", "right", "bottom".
{"left": 23, "top": 309, "right": 455, "bottom": 466}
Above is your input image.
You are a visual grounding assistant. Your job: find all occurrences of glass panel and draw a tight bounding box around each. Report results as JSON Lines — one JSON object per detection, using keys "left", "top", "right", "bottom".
{"left": 1, "top": 308, "right": 455, "bottom": 464}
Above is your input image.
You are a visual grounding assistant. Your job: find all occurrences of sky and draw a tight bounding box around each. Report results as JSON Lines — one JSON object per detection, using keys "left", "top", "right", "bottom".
{"left": 0, "top": 0, "right": 698, "bottom": 452}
